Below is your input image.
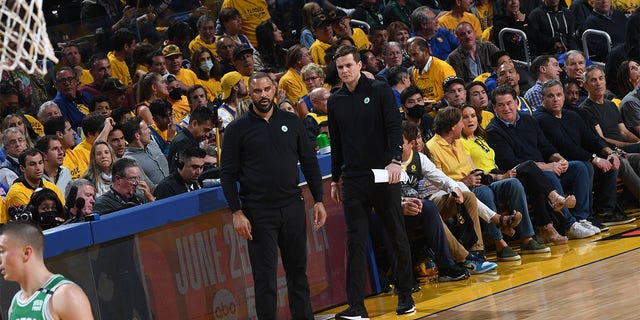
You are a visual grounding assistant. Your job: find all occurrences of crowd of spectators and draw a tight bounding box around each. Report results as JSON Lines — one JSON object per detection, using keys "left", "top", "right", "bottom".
{"left": 1, "top": 0, "right": 639, "bottom": 309}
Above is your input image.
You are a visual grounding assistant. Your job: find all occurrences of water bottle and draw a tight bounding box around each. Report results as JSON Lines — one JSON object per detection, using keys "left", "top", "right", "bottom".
{"left": 316, "top": 133, "right": 331, "bottom": 154}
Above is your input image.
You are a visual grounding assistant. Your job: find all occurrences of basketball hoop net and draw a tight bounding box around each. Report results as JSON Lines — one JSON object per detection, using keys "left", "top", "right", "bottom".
{"left": 0, "top": 0, "right": 58, "bottom": 75}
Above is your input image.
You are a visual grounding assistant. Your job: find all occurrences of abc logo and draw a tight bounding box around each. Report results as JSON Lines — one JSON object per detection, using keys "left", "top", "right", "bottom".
{"left": 212, "top": 289, "right": 238, "bottom": 320}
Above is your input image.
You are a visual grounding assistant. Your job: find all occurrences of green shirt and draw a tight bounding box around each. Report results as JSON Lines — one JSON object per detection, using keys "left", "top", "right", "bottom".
{"left": 9, "top": 274, "right": 73, "bottom": 320}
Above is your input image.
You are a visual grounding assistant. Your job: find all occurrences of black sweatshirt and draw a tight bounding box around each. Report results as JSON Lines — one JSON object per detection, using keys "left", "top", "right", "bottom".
{"left": 220, "top": 104, "right": 323, "bottom": 212}
{"left": 328, "top": 73, "right": 403, "bottom": 181}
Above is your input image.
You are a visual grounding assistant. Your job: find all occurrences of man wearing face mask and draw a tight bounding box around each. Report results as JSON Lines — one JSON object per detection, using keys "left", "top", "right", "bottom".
{"left": 220, "top": 71, "right": 326, "bottom": 320}
{"left": 401, "top": 85, "right": 434, "bottom": 142}
{"left": 164, "top": 74, "right": 191, "bottom": 124}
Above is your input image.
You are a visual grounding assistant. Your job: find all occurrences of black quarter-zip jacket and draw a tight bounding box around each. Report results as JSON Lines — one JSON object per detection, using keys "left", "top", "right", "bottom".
{"left": 220, "top": 104, "right": 323, "bottom": 212}
{"left": 328, "top": 73, "right": 403, "bottom": 181}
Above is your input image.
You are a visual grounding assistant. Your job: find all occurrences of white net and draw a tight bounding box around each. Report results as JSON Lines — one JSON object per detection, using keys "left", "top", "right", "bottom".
{"left": 0, "top": 0, "right": 58, "bottom": 75}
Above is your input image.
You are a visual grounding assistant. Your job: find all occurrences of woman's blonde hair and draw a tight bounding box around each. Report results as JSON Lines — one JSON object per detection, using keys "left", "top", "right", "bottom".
{"left": 83, "top": 140, "right": 116, "bottom": 187}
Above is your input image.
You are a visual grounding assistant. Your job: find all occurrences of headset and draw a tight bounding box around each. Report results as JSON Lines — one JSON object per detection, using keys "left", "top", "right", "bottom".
{"left": 175, "top": 150, "right": 185, "bottom": 170}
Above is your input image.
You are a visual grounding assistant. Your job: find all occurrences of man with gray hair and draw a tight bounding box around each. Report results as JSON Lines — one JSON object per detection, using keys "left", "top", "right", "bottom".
{"left": 65, "top": 178, "right": 96, "bottom": 220}
{"left": 447, "top": 21, "right": 500, "bottom": 83}
{"left": 410, "top": 6, "right": 459, "bottom": 60}
{"left": 387, "top": 66, "right": 412, "bottom": 107}
{"left": 37, "top": 101, "right": 61, "bottom": 124}
{"left": 188, "top": 15, "right": 217, "bottom": 55}
{"left": 376, "top": 42, "right": 404, "bottom": 80}
{"left": 0, "top": 128, "right": 27, "bottom": 190}
{"left": 303, "top": 87, "right": 331, "bottom": 150}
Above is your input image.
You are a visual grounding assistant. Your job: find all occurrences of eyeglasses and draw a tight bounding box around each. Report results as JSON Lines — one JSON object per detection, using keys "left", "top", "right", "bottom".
{"left": 120, "top": 176, "right": 141, "bottom": 184}
{"left": 56, "top": 76, "right": 77, "bottom": 84}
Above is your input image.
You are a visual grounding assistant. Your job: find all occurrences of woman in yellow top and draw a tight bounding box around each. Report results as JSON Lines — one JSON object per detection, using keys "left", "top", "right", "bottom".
{"left": 135, "top": 72, "right": 169, "bottom": 126}
{"left": 460, "top": 105, "right": 574, "bottom": 245}
{"left": 191, "top": 47, "right": 222, "bottom": 101}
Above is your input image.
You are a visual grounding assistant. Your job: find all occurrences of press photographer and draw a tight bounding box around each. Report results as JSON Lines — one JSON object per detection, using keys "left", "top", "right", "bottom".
{"left": 10, "top": 188, "right": 67, "bottom": 230}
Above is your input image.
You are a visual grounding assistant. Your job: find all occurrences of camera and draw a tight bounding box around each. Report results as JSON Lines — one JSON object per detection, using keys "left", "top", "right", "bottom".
{"left": 471, "top": 169, "right": 494, "bottom": 185}
{"left": 8, "top": 205, "right": 63, "bottom": 230}
{"left": 9, "top": 205, "right": 32, "bottom": 221}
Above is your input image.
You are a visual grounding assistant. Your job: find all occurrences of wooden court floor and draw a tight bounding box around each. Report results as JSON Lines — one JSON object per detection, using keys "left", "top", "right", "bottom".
{"left": 316, "top": 210, "right": 640, "bottom": 319}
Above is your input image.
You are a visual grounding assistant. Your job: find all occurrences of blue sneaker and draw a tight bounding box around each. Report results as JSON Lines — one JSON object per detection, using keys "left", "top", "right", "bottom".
{"left": 465, "top": 253, "right": 498, "bottom": 274}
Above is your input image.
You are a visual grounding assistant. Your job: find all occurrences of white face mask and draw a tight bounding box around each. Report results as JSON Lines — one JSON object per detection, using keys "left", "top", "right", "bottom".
{"left": 200, "top": 61, "right": 214, "bottom": 72}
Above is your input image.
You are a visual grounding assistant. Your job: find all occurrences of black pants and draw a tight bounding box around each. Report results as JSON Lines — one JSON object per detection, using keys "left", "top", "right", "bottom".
{"left": 245, "top": 197, "right": 313, "bottom": 320}
{"left": 584, "top": 162, "right": 618, "bottom": 214}
{"left": 515, "top": 160, "right": 557, "bottom": 226}
{"left": 342, "top": 175, "right": 413, "bottom": 307}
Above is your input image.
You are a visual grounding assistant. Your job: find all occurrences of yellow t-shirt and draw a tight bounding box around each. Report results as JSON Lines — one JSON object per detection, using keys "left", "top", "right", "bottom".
{"left": 2, "top": 179, "right": 64, "bottom": 223}
{"left": 175, "top": 68, "right": 200, "bottom": 88}
{"left": 25, "top": 115, "right": 43, "bottom": 137}
{"left": 474, "top": 3, "right": 494, "bottom": 30}
{"left": 221, "top": 0, "right": 271, "bottom": 46}
{"left": 80, "top": 69, "right": 94, "bottom": 86}
{"left": 461, "top": 135, "right": 498, "bottom": 173}
{"left": 73, "top": 139, "right": 93, "bottom": 169}
{"left": 426, "top": 134, "right": 474, "bottom": 181}
{"left": 480, "top": 110, "right": 494, "bottom": 128}
{"left": 412, "top": 57, "right": 456, "bottom": 102}
{"left": 351, "top": 28, "right": 371, "bottom": 50}
{"left": 172, "top": 96, "right": 191, "bottom": 124}
{"left": 310, "top": 39, "right": 333, "bottom": 67}
{"left": 438, "top": 11, "right": 483, "bottom": 38}
{"left": 189, "top": 35, "right": 219, "bottom": 59}
{"left": 278, "top": 68, "right": 307, "bottom": 105}
{"left": 108, "top": 51, "right": 132, "bottom": 86}
{"left": 199, "top": 78, "right": 222, "bottom": 101}
{"left": 64, "top": 147, "right": 89, "bottom": 179}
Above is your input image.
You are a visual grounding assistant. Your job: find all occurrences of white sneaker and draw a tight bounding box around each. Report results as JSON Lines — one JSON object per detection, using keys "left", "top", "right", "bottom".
{"left": 567, "top": 222, "right": 596, "bottom": 239}
{"left": 579, "top": 220, "right": 601, "bottom": 234}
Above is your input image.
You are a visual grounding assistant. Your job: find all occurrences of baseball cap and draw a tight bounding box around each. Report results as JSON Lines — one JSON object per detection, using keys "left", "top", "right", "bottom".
{"left": 162, "top": 44, "right": 182, "bottom": 58}
{"left": 220, "top": 71, "right": 243, "bottom": 100}
{"left": 163, "top": 73, "right": 177, "bottom": 84}
{"left": 442, "top": 76, "right": 465, "bottom": 91}
{"left": 313, "top": 14, "right": 332, "bottom": 29}
{"left": 101, "top": 78, "right": 129, "bottom": 92}
{"left": 233, "top": 45, "right": 254, "bottom": 60}
{"left": 329, "top": 9, "right": 348, "bottom": 22}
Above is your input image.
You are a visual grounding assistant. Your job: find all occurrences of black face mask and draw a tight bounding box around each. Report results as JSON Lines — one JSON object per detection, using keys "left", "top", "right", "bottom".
{"left": 169, "top": 87, "right": 183, "bottom": 100}
{"left": 405, "top": 104, "right": 425, "bottom": 119}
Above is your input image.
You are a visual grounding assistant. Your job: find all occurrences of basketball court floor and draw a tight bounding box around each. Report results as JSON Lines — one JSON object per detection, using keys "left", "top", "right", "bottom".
{"left": 316, "top": 209, "right": 640, "bottom": 319}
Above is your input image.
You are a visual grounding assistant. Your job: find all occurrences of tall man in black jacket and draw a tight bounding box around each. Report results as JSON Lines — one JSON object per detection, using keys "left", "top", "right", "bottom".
{"left": 328, "top": 45, "right": 415, "bottom": 319}
{"left": 220, "top": 72, "right": 327, "bottom": 320}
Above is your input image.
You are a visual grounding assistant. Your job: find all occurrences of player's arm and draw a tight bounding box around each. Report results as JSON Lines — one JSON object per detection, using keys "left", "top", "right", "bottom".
{"left": 50, "top": 283, "right": 94, "bottom": 320}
